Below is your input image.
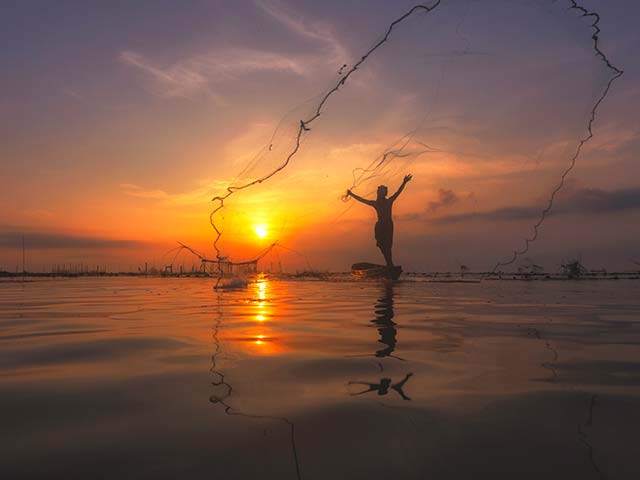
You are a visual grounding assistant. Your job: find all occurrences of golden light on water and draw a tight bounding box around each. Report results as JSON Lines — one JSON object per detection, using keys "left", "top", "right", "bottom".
{"left": 218, "top": 278, "right": 285, "bottom": 355}
{"left": 257, "top": 279, "right": 267, "bottom": 300}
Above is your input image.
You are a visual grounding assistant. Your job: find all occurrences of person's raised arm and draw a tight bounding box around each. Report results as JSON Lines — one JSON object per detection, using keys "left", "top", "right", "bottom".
{"left": 347, "top": 189, "right": 375, "bottom": 207}
{"left": 389, "top": 174, "right": 412, "bottom": 202}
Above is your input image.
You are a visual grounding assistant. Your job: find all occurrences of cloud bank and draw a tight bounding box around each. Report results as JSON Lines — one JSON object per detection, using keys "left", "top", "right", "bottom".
{"left": 0, "top": 230, "right": 142, "bottom": 249}
{"left": 434, "top": 187, "right": 640, "bottom": 224}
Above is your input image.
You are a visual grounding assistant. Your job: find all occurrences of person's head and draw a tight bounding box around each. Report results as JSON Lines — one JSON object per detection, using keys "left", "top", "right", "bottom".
{"left": 377, "top": 185, "right": 388, "bottom": 199}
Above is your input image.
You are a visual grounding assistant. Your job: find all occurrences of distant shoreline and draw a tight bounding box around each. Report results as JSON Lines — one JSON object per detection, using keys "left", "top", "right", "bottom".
{"left": 2, "top": 270, "right": 639, "bottom": 281}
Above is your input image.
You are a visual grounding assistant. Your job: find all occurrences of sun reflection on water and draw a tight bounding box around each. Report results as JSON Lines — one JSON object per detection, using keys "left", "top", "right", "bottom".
{"left": 234, "top": 275, "right": 285, "bottom": 355}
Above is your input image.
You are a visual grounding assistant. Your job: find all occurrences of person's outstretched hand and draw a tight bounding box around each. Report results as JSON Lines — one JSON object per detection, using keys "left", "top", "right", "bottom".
{"left": 404, "top": 174, "right": 413, "bottom": 183}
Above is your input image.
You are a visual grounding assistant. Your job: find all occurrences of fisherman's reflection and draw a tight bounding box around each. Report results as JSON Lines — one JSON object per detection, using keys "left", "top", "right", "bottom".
{"left": 349, "top": 373, "right": 413, "bottom": 400}
{"left": 348, "top": 283, "right": 413, "bottom": 400}
{"left": 374, "top": 282, "right": 398, "bottom": 358}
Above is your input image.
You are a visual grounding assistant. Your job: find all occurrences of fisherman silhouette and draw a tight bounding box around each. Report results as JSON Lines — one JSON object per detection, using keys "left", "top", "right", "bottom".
{"left": 347, "top": 174, "right": 412, "bottom": 268}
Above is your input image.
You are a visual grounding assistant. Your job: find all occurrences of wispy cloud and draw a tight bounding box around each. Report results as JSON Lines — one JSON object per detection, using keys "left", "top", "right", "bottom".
{"left": 62, "top": 88, "right": 85, "bottom": 102}
{"left": 121, "top": 1, "right": 350, "bottom": 101}
{"left": 120, "top": 180, "right": 233, "bottom": 206}
{"left": 120, "top": 51, "right": 212, "bottom": 100}
{"left": 120, "top": 47, "right": 308, "bottom": 101}
{"left": 254, "top": 0, "right": 349, "bottom": 67}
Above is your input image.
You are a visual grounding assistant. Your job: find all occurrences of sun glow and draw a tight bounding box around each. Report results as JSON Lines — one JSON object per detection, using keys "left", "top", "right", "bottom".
{"left": 254, "top": 225, "right": 268, "bottom": 239}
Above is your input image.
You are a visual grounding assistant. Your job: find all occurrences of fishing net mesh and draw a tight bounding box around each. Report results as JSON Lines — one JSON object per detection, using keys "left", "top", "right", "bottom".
{"left": 196, "top": 0, "right": 621, "bottom": 278}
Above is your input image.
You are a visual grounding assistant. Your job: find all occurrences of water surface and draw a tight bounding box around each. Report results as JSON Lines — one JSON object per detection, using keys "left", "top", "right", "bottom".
{"left": 1, "top": 276, "right": 639, "bottom": 479}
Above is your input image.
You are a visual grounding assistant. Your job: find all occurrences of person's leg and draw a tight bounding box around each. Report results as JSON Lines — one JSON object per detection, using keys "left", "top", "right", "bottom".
{"left": 382, "top": 246, "right": 393, "bottom": 268}
{"left": 386, "top": 223, "right": 394, "bottom": 267}
{"left": 375, "top": 222, "right": 394, "bottom": 267}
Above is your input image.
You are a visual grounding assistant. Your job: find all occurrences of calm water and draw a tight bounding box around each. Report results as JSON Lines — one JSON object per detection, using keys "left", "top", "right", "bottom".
{"left": 1, "top": 276, "right": 639, "bottom": 479}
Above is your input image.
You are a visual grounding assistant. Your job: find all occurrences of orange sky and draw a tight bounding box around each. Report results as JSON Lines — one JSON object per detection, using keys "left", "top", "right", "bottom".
{"left": 1, "top": 1, "right": 639, "bottom": 272}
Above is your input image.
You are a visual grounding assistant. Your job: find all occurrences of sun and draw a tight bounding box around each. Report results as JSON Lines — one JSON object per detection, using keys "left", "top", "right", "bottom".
{"left": 254, "top": 225, "right": 268, "bottom": 239}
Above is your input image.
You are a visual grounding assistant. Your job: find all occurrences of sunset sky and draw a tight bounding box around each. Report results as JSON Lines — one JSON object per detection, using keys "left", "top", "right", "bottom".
{"left": 1, "top": 0, "right": 639, "bottom": 272}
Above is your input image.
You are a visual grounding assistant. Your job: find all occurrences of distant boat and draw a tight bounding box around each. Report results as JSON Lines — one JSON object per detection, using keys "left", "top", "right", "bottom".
{"left": 351, "top": 262, "right": 402, "bottom": 280}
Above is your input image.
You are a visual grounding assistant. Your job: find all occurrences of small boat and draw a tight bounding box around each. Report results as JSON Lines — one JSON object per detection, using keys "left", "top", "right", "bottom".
{"left": 351, "top": 262, "right": 402, "bottom": 280}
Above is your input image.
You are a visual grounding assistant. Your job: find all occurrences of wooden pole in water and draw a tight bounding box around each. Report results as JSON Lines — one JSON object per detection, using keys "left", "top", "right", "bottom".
{"left": 22, "top": 234, "right": 25, "bottom": 275}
